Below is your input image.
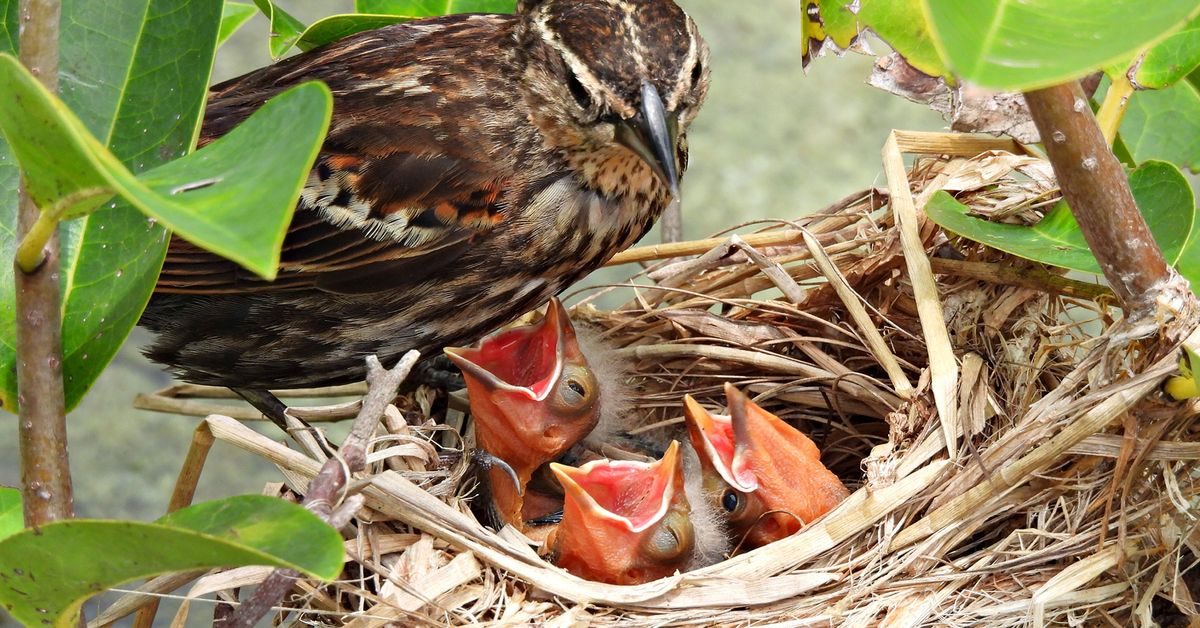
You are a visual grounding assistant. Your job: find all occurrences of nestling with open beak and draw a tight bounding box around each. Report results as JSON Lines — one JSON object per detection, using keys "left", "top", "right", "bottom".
{"left": 545, "top": 441, "right": 698, "bottom": 585}
{"left": 444, "top": 298, "right": 600, "bottom": 532}
{"left": 683, "top": 383, "right": 850, "bottom": 548}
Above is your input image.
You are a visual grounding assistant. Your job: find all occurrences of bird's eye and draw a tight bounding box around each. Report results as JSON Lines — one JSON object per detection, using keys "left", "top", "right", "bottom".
{"left": 689, "top": 60, "right": 704, "bottom": 90}
{"left": 721, "top": 489, "right": 741, "bottom": 513}
{"left": 566, "top": 72, "right": 593, "bottom": 111}
{"left": 566, "top": 378, "right": 586, "bottom": 398}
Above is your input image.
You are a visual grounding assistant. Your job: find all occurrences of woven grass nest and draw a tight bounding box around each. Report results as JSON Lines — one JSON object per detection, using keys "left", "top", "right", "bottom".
{"left": 110, "top": 131, "right": 1200, "bottom": 627}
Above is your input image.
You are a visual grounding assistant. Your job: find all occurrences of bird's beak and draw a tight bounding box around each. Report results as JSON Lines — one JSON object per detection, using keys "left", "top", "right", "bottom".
{"left": 721, "top": 383, "right": 850, "bottom": 545}
{"left": 547, "top": 441, "right": 695, "bottom": 585}
{"left": 614, "top": 80, "right": 681, "bottom": 200}
{"left": 682, "top": 394, "right": 757, "bottom": 493}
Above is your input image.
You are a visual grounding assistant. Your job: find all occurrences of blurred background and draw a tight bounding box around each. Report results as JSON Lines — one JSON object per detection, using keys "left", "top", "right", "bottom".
{"left": 1, "top": 1, "right": 942, "bottom": 523}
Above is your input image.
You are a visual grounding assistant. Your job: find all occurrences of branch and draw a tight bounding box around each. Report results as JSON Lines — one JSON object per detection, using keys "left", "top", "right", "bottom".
{"left": 221, "top": 351, "right": 419, "bottom": 628}
{"left": 1024, "top": 82, "right": 1172, "bottom": 314}
{"left": 16, "top": 0, "right": 74, "bottom": 527}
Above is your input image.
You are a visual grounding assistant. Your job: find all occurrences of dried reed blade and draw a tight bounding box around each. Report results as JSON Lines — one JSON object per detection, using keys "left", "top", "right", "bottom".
{"left": 884, "top": 131, "right": 960, "bottom": 457}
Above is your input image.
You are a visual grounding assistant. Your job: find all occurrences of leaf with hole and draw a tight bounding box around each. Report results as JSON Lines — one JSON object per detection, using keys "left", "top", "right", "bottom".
{"left": 925, "top": 160, "right": 1199, "bottom": 295}
{"left": 0, "top": 495, "right": 344, "bottom": 628}
{"left": 922, "top": 0, "right": 1200, "bottom": 90}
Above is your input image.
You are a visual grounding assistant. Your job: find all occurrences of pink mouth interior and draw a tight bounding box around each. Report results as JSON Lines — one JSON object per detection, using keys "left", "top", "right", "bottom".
{"left": 474, "top": 324, "right": 558, "bottom": 398}
{"left": 704, "top": 415, "right": 737, "bottom": 473}
{"left": 573, "top": 461, "right": 671, "bottom": 529}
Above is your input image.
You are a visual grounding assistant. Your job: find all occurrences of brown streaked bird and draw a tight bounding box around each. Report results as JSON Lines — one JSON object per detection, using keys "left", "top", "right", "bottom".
{"left": 683, "top": 384, "right": 850, "bottom": 548}
{"left": 443, "top": 298, "right": 600, "bottom": 533}
{"left": 139, "top": 0, "right": 710, "bottom": 423}
{"left": 545, "top": 441, "right": 696, "bottom": 585}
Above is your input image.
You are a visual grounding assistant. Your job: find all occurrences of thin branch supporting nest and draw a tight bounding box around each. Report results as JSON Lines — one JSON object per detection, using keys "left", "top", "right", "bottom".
{"left": 110, "top": 131, "right": 1200, "bottom": 627}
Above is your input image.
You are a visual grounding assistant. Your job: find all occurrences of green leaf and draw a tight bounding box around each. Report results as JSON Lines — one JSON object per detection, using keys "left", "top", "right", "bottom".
{"left": 253, "top": 0, "right": 420, "bottom": 57}
{"left": 922, "top": 0, "right": 1200, "bottom": 90}
{"left": 0, "top": 487, "right": 19, "bottom": 542}
{"left": 1120, "top": 79, "right": 1200, "bottom": 171}
{"left": 292, "top": 14, "right": 416, "bottom": 50}
{"left": 926, "top": 161, "right": 1200, "bottom": 295}
{"left": 220, "top": 1, "right": 258, "bottom": 46}
{"left": 0, "top": 0, "right": 222, "bottom": 413}
{"left": 1136, "top": 28, "right": 1200, "bottom": 89}
{"left": 0, "top": 56, "right": 330, "bottom": 277}
{"left": 0, "top": 495, "right": 344, "bottom": 628}
{"left": 858, "top": 0, "right": 951, "bottom": 79}
{"left": 0, "top": 54, "right": 331, "bottom": 410}
{"left": 356, "top": 0, "right": 516, "bottom": 15}
{"left": 252, "top": 0, "right": 308, "bottom": 58}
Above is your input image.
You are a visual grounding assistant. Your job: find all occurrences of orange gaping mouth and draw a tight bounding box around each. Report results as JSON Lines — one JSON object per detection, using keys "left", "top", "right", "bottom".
{"left": 551, "top": 441, "right": 681, "bottom": 532}
{"left": 444, "top": 298, "right": 569, "bottom": 400}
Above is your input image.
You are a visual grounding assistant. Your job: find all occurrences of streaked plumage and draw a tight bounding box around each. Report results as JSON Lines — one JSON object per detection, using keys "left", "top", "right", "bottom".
{"left": 141, "top": 0, "right": 710, "bottom": 389}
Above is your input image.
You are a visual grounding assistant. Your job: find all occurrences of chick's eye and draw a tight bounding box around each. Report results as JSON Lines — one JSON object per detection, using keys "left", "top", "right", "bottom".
{"left": 567, "top": 72, "right": 593, "bottom": 110}
{"left": 689, "top": 60, "right": 704, "bottom": 89}
{"left": 721, "top": 489, "right": 741, "bottom": 513}
{"left": 566, "top": 379, "right": 586, "bottom": 398}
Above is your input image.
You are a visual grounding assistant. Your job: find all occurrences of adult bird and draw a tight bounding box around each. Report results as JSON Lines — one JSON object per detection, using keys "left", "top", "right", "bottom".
{"left": 140, "top": 0, "right": 710, "bottom": 424}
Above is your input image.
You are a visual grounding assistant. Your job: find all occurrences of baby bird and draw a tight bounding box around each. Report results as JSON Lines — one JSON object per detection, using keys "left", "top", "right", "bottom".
{"left": 683, "top": 383, "right": 849, "bottom": 548}
{"left": 545, "top": 441, "right": 697, "bottom": 585}
{"left": 443, "top": 298, "right": 600, "bottom": 532}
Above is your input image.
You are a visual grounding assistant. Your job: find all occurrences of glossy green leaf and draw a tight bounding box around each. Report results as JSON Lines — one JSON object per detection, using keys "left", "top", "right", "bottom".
{"left": 923, "top": 0, "right": 1200, "bottom": 90}
{"left": 253, "top": 0, "right": 417, "bottom": 57}
{"left": 0, "top": 56, "right": 330, "bottom": 276}
{"left": 0, "top": 55, "right": 330, "bottom": 410}
{"left": 858, "top": 0, "right": 950, "bottom": 79}
{"left": 926, "top": 161, "right": 1199, "bottom": 295}
{"left": 0, "top": 487, "right": 19, "bottom": 542}
{"left": 1120, "top": 79, "right": 1200, "bottom": 171}
{"left": 294, "top": 14, "right": 416, "bottom": 50}
{"left": 220, "top": 2, "right": 258, "bottom": 46}
{"left": 356, "top": 0, "right": 516, "bottom": 15}
{"left": 1136, "top": 29, "right": 1200, "bottom": 88}
{"left": 252, "top": 0, "right": 308, "bottom": 58}
{"left": 0, "top": 495, "right": 344, "bottom": 628}
{"left": 0, "top": 0, "right": 222, "bottom": 413}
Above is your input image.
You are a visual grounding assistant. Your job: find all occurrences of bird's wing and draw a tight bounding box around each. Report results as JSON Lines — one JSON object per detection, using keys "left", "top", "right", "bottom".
{"left": 155, "top": 18, "right": 518, "bottom": 296}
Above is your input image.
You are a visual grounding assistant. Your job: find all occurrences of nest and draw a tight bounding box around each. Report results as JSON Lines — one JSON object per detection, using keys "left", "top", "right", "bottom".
{"left": 109, "top": 131, "right": 1200, "bottom": 627}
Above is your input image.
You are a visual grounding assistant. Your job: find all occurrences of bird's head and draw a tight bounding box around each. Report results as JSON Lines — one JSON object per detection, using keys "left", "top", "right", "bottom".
{"left": 517, "top": 0, "right": 710, "bottom": 202}
{"left": 444, "top": 298, "right": 600, "bottom": 479}
{"left": 546, "top": 441, "right": 695, "bottom": 584}
{"left": 683, "top": 385, "right": 850, "bottom": 548}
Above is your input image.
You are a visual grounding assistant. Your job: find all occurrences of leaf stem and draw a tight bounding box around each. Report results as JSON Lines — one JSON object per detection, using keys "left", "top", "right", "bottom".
{"left": 1095, "top": 71, "right": 1134, "bottom": 145}
{"left": 15, "top": 0, "right": 74, "bottom": 528}
{"left": 1024, "top": 82, "right": 1171, "bottom": 313}
{"left": 15, "top": 187, "right": 112, "bottom": 272}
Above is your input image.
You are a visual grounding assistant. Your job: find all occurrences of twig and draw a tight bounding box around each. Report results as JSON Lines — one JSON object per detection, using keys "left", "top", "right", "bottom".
{"left": 15, "top": 0, "right": 74, "bottom": 527}
{"left": 15, "top": 186, "right": 111, "bottom": 272}
{"left": 1095, "top": 70, "right": 1134, "bottom": 145}
{"left": 1024, "top": 82, "right": 1172, "bottom": 313}
{"left": 222, "top": 351, "right": 420, "bottom": 628}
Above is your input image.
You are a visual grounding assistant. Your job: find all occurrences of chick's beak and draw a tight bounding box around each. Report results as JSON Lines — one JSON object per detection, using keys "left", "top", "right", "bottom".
{"left": 682, "top": 394, "right": 756, "bottom": 492}
{"left": 723, "top": 383, "right": 850, "bottom": 545}
{"left": 547, "top": 442, "right": 694, "bottom": 585}
{"left": 614, "top": 80, "right": 681, "bottom": 200}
